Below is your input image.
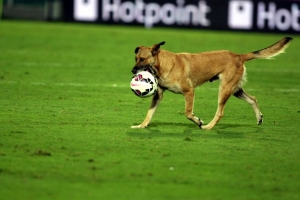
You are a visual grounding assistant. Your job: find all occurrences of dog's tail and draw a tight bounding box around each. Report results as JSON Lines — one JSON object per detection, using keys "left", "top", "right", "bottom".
{"left": 242, "top": 37, "right": 292, "bottom": 61}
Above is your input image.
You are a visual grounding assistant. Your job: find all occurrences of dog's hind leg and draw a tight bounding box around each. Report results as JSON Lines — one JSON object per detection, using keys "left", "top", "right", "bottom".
{"left": 131, "top": 87, "right": 164, "bottom": 128}
{"left": 184, "top": 89, "right": 203, "bottom": 127}
{"left": 233, "top": 88, "right": 263, "bottom": 125}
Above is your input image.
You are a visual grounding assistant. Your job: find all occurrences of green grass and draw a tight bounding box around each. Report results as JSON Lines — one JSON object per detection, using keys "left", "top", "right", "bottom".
{"left": 0, "top": 20, "right": 300, "bottom": 200}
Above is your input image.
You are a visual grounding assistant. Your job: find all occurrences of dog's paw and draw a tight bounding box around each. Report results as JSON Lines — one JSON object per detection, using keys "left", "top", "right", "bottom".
{"left": 258, "top": 114, "right": 263, "bottom": 125}
{"left": 201, "top": 124, "right": 214, "bottom": 130}
{"left": 131, "top": 124, "right": 147, "bottom": 129}
{"left": 198, "top": 120, "right": 204, "bottom": 129}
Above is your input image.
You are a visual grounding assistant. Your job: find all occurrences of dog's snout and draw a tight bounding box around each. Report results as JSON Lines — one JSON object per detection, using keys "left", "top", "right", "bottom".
{"left": 131, "top": 67, "right": 137, "bottom": 74}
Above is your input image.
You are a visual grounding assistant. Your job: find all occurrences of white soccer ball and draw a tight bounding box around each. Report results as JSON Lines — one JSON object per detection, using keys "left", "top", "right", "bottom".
{"left": 130, "top": 71, "right": 158, "bottom": 98}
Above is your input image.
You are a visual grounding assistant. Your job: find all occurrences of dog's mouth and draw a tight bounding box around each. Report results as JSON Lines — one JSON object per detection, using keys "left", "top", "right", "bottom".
{"left": 132, "top": 65, "right": 156, "bottom": 76}
{"left": 144, "top": 67, "right": 155, "bottom": 75}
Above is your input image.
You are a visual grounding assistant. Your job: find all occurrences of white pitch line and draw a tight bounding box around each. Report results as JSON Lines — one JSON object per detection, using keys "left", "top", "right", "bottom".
{"left": 247, "top": 68, "right": 300, "bottom": 73}
{"left": 31, "top": 82, "right": 46, "bottom": 85}
{"left": 10, "top": 62, "right": 102, "bottom": 68}
{"left": 274, "top": 89, "right": 300, "bottom": 92}
{"left": 21, "top": 62, "right": 62, "bottom": 67}
{"left": 53, "top": 83, "right": 86, "bottom": 87}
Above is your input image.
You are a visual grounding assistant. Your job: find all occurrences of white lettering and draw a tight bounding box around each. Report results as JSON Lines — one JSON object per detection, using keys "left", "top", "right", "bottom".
{"left": 275, "top": 9, "right": 291, "bottom": 30}
{"left": 176, "top": 0, "right": 185, "bottom": 25}
{"left": 292, "top": 4, "right": 300, "bottom": 31}
{"left": 101, "top": 0, "right": 211, "bottom": 28}
{"left": 257, "top": 2, "right": 276, "bottom": 29}
{"left": 198, "top": 1, "right": 211, "bottom": 26}
{"left": 119, "top": 2, "right": 135, "bottom": 22}
{"left": 160, "top": 4, "right": 176, "bottom": 25}
{"left": 145, "top": 3, "right": 160, "bottom": 28}
{"left": 135, "top": 0, "right": 144, "bottom": 23}
{"left": 184, "top": 5, "right": 198, "bottom": 25}
{"left": 257, "top": 2, "right": 300, "bottom": 31}
{"left": 102, "top": 0, "right": 120, "bottom": 21}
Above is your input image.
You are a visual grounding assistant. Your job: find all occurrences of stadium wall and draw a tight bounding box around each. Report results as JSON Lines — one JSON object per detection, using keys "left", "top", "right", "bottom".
{"left": 63, "top": 0, "right": 300, "bottom": 34}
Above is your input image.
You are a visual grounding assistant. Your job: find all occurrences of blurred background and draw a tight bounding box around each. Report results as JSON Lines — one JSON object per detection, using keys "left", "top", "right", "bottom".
{"left": 1, "top": 0, "right": 63, "bottom": 21}
{"left": 1, "top": 0, "right": 299, "bottom": 34}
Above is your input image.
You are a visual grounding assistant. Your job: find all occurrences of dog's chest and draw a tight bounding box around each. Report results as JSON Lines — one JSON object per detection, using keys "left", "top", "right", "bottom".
{"left": 158, "top": 79, "right": 182, "bottom": 94}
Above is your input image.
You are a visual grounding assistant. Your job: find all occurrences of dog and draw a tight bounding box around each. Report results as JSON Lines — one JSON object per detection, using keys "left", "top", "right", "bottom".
{"left": 131, "top": 37, "right": 292, "bottom": 130}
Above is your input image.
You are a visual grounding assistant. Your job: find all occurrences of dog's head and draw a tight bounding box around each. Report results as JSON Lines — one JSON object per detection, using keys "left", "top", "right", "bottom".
{"left": 131, "top": 41, "right": 165, "bottom": 75}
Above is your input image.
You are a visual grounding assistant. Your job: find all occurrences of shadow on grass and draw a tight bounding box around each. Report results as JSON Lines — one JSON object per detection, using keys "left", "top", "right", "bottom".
{"left": 127, "top": 121, "right": 258, "bottom": 139}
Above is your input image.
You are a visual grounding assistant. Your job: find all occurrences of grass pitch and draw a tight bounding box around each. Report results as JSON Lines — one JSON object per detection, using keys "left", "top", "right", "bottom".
{"left": 0, "top": 21, "right": 300, "bottom": 200}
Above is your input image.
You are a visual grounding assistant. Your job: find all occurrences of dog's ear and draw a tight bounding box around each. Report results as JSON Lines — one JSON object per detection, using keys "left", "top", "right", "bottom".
{"left": 134, "top": 47, "right": 140, "bottom": 54}
{"left": 152, "top": 41, "right": 165, "bottom": 55}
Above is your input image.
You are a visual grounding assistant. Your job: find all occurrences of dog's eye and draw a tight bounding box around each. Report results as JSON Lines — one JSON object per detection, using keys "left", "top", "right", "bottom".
{"left": 140, "top": 58, "right": 145, "bottom": 62}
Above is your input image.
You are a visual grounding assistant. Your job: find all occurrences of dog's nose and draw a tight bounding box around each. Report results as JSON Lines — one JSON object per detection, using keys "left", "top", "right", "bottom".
{"left": 131, "top": 67, "right": 137, "bottom": 74}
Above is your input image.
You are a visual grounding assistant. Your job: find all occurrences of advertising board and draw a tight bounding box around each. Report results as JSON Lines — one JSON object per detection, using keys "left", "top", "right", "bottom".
{"left": 63, "top": 0, "right": 300, "bottom": 33}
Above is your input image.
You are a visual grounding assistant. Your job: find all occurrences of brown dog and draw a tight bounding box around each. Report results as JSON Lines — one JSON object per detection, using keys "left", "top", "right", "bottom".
{"left": 131, "top": 37, "right": 292, "bottom": 130}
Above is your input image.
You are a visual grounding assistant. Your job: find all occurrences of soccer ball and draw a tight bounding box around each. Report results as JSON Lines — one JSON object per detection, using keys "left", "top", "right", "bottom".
{"left": 130, "top": 71, "right": 158, "bottom": 98}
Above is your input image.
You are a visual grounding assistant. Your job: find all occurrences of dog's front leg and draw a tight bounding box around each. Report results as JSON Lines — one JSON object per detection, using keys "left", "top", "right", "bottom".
{"left": 184, "top": 90, "right": 203, "bottom": 128}
{"left": 131, "top": 87, "right": 164, "bottom": 128}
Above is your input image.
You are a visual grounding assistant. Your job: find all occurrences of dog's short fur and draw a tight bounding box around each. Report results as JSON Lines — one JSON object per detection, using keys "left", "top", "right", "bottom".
{"left": 131, "top": 37, "right": 292, "bottom": 130}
